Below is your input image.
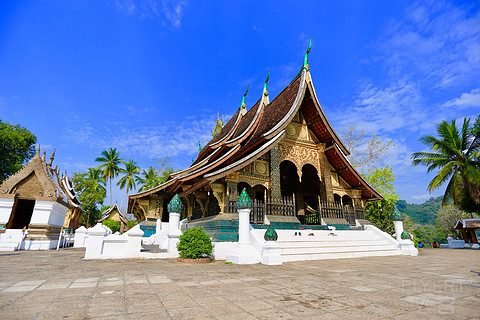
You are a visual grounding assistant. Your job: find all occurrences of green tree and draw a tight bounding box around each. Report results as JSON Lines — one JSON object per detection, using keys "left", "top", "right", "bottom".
{"left": 0, "top": 120, "right": 37, "bottom": 182}
{"left": 117, "top": 159, "right": 140, "bottom": 214}
{"left": 101, "top": 219, "right": 121, "bottom": 233}
{"left": 137, "top": 167, "right": 161, "bottom": 191}
{"left": 137, "top": 157, "right": 174, "bottom": 191}
{"left": 411, "top": 117, "right": 480, "bottom": 208}
{"left": 363, "top": 165, "right": 398, "bottom": 234}
{"left": 95, "top": 148, "right": 123, "bottom": 207}
{"left": 71, "top": 168, "right": 106, "bottom": 227}
{"left": 435, "top": 205, "right": 471, "bottom": 241}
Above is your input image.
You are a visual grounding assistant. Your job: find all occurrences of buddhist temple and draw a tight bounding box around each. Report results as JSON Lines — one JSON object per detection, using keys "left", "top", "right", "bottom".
{"left": 98, "top": 203, "right": 127, "bottom": 229}
{"left": 128, "top": 48, "right": 382, "bottom": 238}
{"left": 0, "top": 147, "right": 83, "bottom": 250}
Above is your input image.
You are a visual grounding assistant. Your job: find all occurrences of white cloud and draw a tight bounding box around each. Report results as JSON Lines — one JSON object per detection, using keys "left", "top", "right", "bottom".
{"left": 63, "top": 112, "right": 215, "bottom": 162}
{"left": 115, "top": 0, "right": 186, "bottom": 28}
{"left": 333, "top": 79, "right": 432, "bottom": 136}
{"left": 379, "top": 2, "right": 480, "bottom": 88}
{"left": 443, "top": 88, "right": 480, "bottom": 109}
{"left": 411, "top": 193, "right": 434, "bottom": 201}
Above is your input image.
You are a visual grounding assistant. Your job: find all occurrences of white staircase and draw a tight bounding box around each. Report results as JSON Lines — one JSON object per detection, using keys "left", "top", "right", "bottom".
{"left": 253, "top": 227, "right": 401, "bottom": 262}
{"left": 0, "top": 229, "right": 25, "bottom": 251}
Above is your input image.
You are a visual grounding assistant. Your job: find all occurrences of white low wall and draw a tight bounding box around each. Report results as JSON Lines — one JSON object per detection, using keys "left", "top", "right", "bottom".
{"left": 30, "top": 201, "right": 69, "bottom": 227}
{"left": 0, "top": 198, "right": 14, "bottom": 225}
{"left": 84, "top": 223, "right": 144, "bottom": 259}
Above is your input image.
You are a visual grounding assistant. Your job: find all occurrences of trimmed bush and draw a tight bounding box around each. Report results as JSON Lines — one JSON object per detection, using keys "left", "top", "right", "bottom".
{"left": 177, "top": 227, "right": 213, "bottom": 259}
{"left": 126, "top": 220, "right": 138, "bottom": 230}
{"left": 101, "top": 219, "right": 121, "bottom": 233}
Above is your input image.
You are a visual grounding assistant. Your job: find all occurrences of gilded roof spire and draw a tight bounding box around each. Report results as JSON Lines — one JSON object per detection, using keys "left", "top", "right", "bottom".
{"left": 303, "top": 37, "right": 312, "bottom": 70}
{"left": 263, "top": 71, "right": 270, "bottom": 97}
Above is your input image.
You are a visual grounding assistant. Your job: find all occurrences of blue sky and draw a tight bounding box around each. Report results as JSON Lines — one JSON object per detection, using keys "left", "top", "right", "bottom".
{"left": 1, "top": 0, "right": 479, "bottom": 208}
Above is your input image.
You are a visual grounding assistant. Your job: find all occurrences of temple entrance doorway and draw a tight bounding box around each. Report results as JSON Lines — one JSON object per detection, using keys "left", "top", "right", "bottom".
{"left": 280, "top": 160, "right": 299, "bottom": 198}
{"left": 7, "top": 199, "right": 35, "bottom": 229}
{"left": 301, "top": 164, "right": 321, "bottom": 210}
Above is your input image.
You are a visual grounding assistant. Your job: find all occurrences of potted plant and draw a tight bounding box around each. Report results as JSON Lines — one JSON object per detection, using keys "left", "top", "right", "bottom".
{"left": 177, "top": 227, "right": 213, "bottom": 263}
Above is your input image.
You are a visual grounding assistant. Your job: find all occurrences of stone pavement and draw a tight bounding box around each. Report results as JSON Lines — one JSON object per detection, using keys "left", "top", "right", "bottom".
{"left": 0, "top": 248, "right": 478, "bottom": 320}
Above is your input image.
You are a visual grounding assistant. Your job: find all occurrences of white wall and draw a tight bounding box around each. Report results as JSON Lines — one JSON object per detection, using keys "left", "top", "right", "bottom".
{"left": 0, "top": 198, "right": 14, "bottom": 225}
{"left": 30, "top": 200, "right": 69, "bottom": 227}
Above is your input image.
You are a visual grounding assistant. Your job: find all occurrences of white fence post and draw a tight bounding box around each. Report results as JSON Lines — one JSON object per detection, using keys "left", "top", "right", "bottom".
{"left": 84, "top": 223, "right": 107, "bottom": 259}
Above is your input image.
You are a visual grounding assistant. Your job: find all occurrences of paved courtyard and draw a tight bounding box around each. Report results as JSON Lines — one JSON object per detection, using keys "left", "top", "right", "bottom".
{"left": 0, "top": 248, "right": 478, "bottom": 320}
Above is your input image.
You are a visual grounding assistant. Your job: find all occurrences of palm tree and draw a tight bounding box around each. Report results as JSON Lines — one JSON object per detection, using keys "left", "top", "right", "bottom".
{"left": 84, "top": 167, "right": 107, "bottom": 194}
{"left": 117, "top": 159, "right": 140, "bottom": 214}
{"left": 137, "top": 167, "right": 161, "bottom": 191}
{"left": 95, "top": 148, "right": 123, "bottom": 207}
{"left": 412, "top": 117, "right": 480, "bottom": 206}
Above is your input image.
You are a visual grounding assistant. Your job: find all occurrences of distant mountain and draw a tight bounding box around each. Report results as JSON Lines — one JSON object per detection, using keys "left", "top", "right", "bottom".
{"left": 396, "top": 196, "right": 442, "bottom": 225}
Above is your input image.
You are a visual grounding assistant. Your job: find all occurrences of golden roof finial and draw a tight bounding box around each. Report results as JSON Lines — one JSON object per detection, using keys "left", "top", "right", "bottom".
{"left": 48, "top": 148, "right": 56, "bottom": 166}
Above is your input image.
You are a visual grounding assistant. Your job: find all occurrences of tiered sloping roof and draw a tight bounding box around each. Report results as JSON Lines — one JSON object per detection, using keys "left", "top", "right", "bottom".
{"left": 129, "top": 67, "right": 382, "bottom": 206}
{"left": 0, "top": 146, "right": 82, "bottom": 208}
{"left": 98, "top": 203, "right": 127, "bottom": 224}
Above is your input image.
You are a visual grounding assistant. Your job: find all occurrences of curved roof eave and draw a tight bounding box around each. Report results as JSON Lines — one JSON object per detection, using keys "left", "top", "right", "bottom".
{"left": 224, "top": 99, "right": 264, "bottom": 147}
{"left": 204, "top": 130, "right": 286, "bottom": 181}
{"left": 209, "top": 108, "right": 243, "bottom": 149}
{"left": 262, "top": 70, "right": 307, "bottom": 140}
{"left": 170, "top": 147, "right": 221, "bottom": 178}
{"left": 306, "top": 79, "right": 350, "bottom": 156}
{"left": 176, "top": 144, "right": 241, "bottom": 182}
{"left": 128, "top": 178, "right": 176, "bottom": 199}
{"left": 330, "top": 144, "right": 383, "bottom": 200}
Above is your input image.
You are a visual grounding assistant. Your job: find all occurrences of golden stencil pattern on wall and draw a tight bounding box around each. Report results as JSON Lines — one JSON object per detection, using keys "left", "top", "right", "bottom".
{"left": 278, "top": 142, "right": 321, "bottom": 177}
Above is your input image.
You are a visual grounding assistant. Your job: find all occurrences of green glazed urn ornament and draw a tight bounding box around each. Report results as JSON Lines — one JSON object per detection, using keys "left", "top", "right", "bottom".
{"left": 235, "top": 189, "right": 253, "bottom": 210}
{"left": 401, "top": 231, "right": 410, "bottom": 240}
{"left": 167, "top": 194, "right": 184, "bottom": 213}
{"left": 390, "top": 205, "right": 406, "bottom": 221}
{"left": 264, "top": 224, "right": 278, "bottom": 241}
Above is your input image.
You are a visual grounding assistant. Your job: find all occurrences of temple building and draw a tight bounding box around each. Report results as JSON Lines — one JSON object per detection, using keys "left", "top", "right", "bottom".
{"left": 128, "top": 53, "right": 382, "bottom": 235}
{"left": 98, "top": 203, "right": 127, "bottom": 230}
{"left": 0, "top": 147, "right": 83, "bottom": 250}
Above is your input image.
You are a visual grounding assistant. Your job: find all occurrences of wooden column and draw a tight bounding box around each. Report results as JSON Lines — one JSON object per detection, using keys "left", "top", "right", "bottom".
{"left": 269, "top": 145, "right": 281, "bottom": 202}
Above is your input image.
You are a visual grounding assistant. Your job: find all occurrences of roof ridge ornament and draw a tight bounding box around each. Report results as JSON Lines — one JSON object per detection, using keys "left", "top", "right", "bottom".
{"left": 48, "top": 148, "right": 56, "bottom": 166}
{"left": 303, "top": 37, "right": 312, "bottom": 71}
{"left": 263, "top": 71, "right": 270, "bottom": 97}
{"left": 241, "top": 85, "right": 249, "bottom": 109}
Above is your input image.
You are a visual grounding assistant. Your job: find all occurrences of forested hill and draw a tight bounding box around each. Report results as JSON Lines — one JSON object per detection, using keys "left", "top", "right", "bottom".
{"left": 396, "top": 197, "right": 442, "bottom": 225}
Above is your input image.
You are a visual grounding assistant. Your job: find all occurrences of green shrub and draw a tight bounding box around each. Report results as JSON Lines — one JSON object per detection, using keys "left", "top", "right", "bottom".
{"left": 177, "top": 227, "right": 213, "bottom": 259}
{"left": 101, "top": 219, "right": 121, "bottom": 233}
{"left": 126, "top": 220, "right": 138, "bottom": 230}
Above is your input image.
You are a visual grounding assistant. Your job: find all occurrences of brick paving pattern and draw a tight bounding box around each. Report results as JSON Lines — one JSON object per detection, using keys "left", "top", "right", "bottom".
{"left": 0, "top": 248, "right": 478, "bottom": 319}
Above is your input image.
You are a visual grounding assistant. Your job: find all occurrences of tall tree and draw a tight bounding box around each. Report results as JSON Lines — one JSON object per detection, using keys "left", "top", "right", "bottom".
{"left": 117, "top": 159, "right": 140, "bottom": 213}
{"left": 137, "top": 167, "right": 161, "bottom": 192}
{"left": 363, "top": 165, "right": 399, "bottom": 234}
{"left": 411, "top": 117, "right": 480, "bottom": 207}
{"left": 95, "top": 148, "right": 123, "bottom": 207}
{"left": 71, "top": 168, "right": 106, "bottom": 227}
{"left": 340, "top": 124, "right": 393, "bottom": 172}
{"left": 0, "top": 120, "right": 37, "bottom": 182}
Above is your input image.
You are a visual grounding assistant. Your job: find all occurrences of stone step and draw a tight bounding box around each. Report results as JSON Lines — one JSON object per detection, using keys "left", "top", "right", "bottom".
{"left": 277, "top": 239, "right": 392, "bottom": 248}
{"left": 282, "top": 248, "right": 401, "bottom": 262}
{"left": 280, "top": 244, "right": 397, "bottom": 255}
{"left": 0, "top": 242, "right": 21, "bottom": 251}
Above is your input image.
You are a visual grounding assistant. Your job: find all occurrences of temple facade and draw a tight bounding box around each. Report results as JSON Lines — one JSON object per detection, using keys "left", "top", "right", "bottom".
{"left": 0, "top": 147, "right": 83, "bottom": 250}
{"left": 128, "top": 62, "right": 382, "bottom": 230}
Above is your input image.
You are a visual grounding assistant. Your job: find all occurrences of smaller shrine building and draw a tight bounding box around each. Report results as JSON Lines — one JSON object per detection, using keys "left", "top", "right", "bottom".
{"left": 0, "top": 147, "right": 83, "bottom": 250}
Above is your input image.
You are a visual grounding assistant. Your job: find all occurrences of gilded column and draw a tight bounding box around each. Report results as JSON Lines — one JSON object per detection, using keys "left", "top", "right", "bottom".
{"left": 269, "top": 145, "right": 281, "bottom": 202}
